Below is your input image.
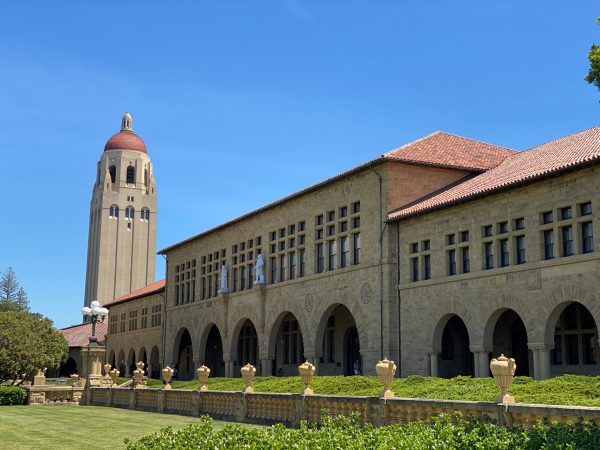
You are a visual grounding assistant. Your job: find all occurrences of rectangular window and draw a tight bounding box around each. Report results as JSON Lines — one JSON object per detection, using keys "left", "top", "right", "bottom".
{"left": 484, "top": 225, "right": 493, "bottom": 237}
{"left": 270, "top": 257, "right": 277, "bottom": 284}
{"left": 328, "top": 240, "right": 337, "bottom": 270}
{"left": 270, "top": 231, "right": 276, "bottom": 241}
{"left": 461, "top": 247, "right": 470, "bottom": 273}
{"left": 447, "top": 234, "right": 455, "bottom": 245}
{"left": 339, "top": 236, "right": 349, "bottom": 268}
{"left": 582, "top": 221, "right": 594, "bottom": 253}
{"left": 544, "top": 229, "right": 554, "bottom": 260}
{"left": 299, "top": 221, "right": 305, "bottom": 232}
{"left": 410, "top": 243, "right": 418, "bottom": 254}
{"left": 516, "top": 235, "right": 526, "bottom": 264}
{"left": 352, "top": 201, "right": 361, "bottom": 214}
{"left": 421, "top": 240, "right": 430, "bottom": 251}
{"left": 339, "top": 206, "right": 348, "bottom": 218}
{"left": 279, "top": 254, "right": 286, "bottom": 282}
{"left": 500, "top": 239, "right": 509, "bottom": 267}
{"left": 423, "top": 255, "right": 431, "bottom": 280}
{"left": 339, "top": 221, "right": 347, "bottom": 233}
{"left": 498, "top": 221, "right": 508, "bottom": 234}
{"left": 411, "top": 257, "right": 419, "bottom": 282}
{"left": 316, "top": 214, "right": 323, "bottom": 226}
{"left": 542, "top": 211, "right": 553, "bottom": 224}
{"left": 560, "top": 206, "right": 572, "bottom": 221}
{"left": 352, "top": 217, "right": 360, "bottom": 228}
{"left": 201, "top": 278, "right": 206, "bottom": 299}
{"left": 316, "top": 243, "right": 324, "bottom": 273}
{"left": 447, "top": 250, "right": 456, "bottom": 276}
{"left": 248, "top": 265, "right": 254, "bottom": 289}
{"left": 327, "top": 210, "right": 335, "bottom": 222}
{"left": 289, "top": 253, "right": 296, "bottom": 280}
{"left": 316, "top": 229, "right": 323, "bottom": 240}
{"left": 580, "top": 202, "right": 592, "bottom": 216}
{"left": 299, "top": 249, "right": 306, "bottom": 277}
{"left": 514, "top": 218, "right": 525, "bottom": 230}
{"left": 484, "top": 242, "right": 494, "bottom": 269}
{"left": 232, "top": 268, "right": 238, "bottom": 292}
{"left": 208, "top": 276, "right": 213, "bottom": 297}
{"left": 562, "top": 225, "right": 574, "bottom": 256}
{"left": 327, "top": 225, "right": 335, "bottom": 237}
{"left": 460, "top": 231, "right": 469, "bottom": 242}
{"left": 353, "top": 233, "right": 361, "bottom": 265}
{"left": 289, "top": 224, "right": 295, "bottom": 235}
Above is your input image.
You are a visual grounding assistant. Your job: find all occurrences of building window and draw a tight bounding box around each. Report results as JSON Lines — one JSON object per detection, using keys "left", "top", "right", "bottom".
{"left": 484, "top": 242, "right": 494, "bottom": 270}
{"left": 327, "top": 210, "right": 335, "bottom": 222}
{"left": 421, "top": 240, "right": 430, "bottom": 251}
{"left": 560, "top": 206, "right": 572, "bottom": 221}
{"left": 461, "top": 247, "right": 470, "bottom": 273}
{"left": 483, "top": 225, "right": 493, "bottom": 237}
{"left": 270, "top": 257, "right": 277, "bottom": 284}
{"left": 582, "top": 222, "right": 594, "bottom": 254}
{"left": 514, "top": 218, "right": 525, "bottom": 230}
{"left": 447, "top": 250, "right": 456, "bottom": 276}
{"left": 340, "top": 236, "right": 349, "bottom": 268}
{"left": 542, "top": 211, "right": 553, "bottom": 224}
{"left": 353, "top": 233, "right": 361, "bottom": 265}
{"left": 352, "top": 201, "right": 361, "bottom": 214}
{"left": 460, "top": 231, "right": 469, "bottom": 242}
{"left": 447, "top": 234, "right": 455, "bottom": 245}
{"left": 423, "top": 255, "right": 431, "bottom": 280}
{"left": 580, "top": 202, "right": 592, "bottom": 216}
{"left": 316, "top": 243, "right": 324, "bottom": 273}
{"left": 289, "top": 253, "right": 297, "bottom": 280}
{"left": 125, "top": 206, "right": 135, "bottom": 220}
{"left": 232, "top": 268, "right": 238, "bottom": 292}
{"left": 126, "top": 166, "right": 135, "bottom": 184}
{"left": 240, "top": 266, "right": 246, "bottom": 291}
{"left": 410, "top": 243, "right": 418, "bottom": 254}
{"left": 109, "top": 205, "right": 119, "bottom": 218}
{"left": 316, "top": 214, "right": 323, "bottom": 226}
{"left": 299, "top": 249, "right": 306, "bottom": 277}
{"left": 498, "top": 221, "right": 508, "bottom": 234}
{"left": 499, "top": 239, "right": 509, "bottom": 267}
{"left": 109, "top": 165, "right": 116, "bottom": 184}
{"left": 562, "top": 225, "right": 574, "bottom": 256}
{"left": 515, "top": 235, "right": 526, "bottom": 264}
{"left": 411, "top": 257, "right": 419, "bottom": 282}
{"left": 151, "top": 304, "right": 162, "bottom": 327}
{"left": 279, "top": 254, "right": 286, "bottom": 282}
{"left": 328, "top": 240, "right": 337, "bottom": 270}
{"left": 128, "top": 310, "right": 138, "bottom": 331}
{"left": 324, "top": 315, "right": 335, "bottom": 362}
{"left": 141, "top": 208, "right": 150, "bottom": 221}
{"left": 544, "top": 230, "right": 554, "bottom": 260}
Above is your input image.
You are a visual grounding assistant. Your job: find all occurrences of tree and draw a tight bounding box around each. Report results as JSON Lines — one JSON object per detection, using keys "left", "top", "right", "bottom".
{"left": 0, "top": 311, "right": 68, "bottom": 384}
{"left": 0, "top": 267, "right": 29, "bottom": 312}
{"left": 585, "top": 17, "right": 600, "bottom": 91}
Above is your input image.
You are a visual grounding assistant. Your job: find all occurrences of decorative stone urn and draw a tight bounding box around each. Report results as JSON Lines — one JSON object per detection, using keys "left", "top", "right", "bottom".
{"left": 33, "top": 369, "right": 46, "bottom": 386}
{"left": 197, "top": 365, "right": 210, "bottom": 392}
{"left": 490, "top": 354, "right": 517, "bottom": 404}
{"left": 70, "top": 373, "right": 79, "bottom": 383}
{"left": 103, "top": 363, "right": 111, "bottom": 377}
{"left": 100, "top": 364, "right": 113, "bottom": 388}
{"left": 298, "top": 361, "right": 315, "bottom": 395}
{"left": 109, "top": 368, "right": 120, "bottom": 386}
{"left": 162, "top": 366, "right": 174, "bottom": 390}
{"left": 133, "top": 361, "right": 147, "bottom": 389}
{"left": 240, "top": 363, "right": 256, "bottom": 393}
{"left": 375, "top": 358, "right": 397, "bottom": 398}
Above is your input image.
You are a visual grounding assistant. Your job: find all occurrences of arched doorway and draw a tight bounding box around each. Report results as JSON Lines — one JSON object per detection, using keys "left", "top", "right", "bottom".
{"left": 204, "top": 325, "right": 224, "bottom": 377}
{"left": 438, "top": 315, "right": 473, "bottom": 378}
{"left": 316, "top": 304, "right": 361, "bottom": 376}
{"left": 176, "top": 329, "right": 194, "bottom": 380}
{"left": 139, "top": 347, "right": 148, "bottom": 371}
{"left": 59, "top": 357, "right": 78, "bottom": 377}
{"left": 108, "top": 350, "right": 115, "bottom": 371}
{"left": 237, "top": 320, "right": 258, "bottom": 368}
{"left": 550, "top": 302, "right": 599, "bottom": 375}
{"left": 272, "top": 313, "right": 304, "bottom": 376}
{"left": 490, "top": 309, "right": 530, "bottom": 376}
{"left": 127, "top": 349, "right": 136, "bottom": 376}
{"left": 149, "top": 346, "right": 160, "bottom": 379}
{"left": 118, "top": 349, "right": 125, "bottom": 375}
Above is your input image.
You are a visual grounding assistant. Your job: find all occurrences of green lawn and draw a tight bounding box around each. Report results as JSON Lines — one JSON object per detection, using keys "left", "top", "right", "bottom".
{"left": 0, "top": 405, "right": 246, "bottom": 450}
{"left": 132, "top": 374, "right": 600, "bottom": 407}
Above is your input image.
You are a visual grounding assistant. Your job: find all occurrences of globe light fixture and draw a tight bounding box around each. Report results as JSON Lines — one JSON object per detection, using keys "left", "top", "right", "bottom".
{"left": 82, "top": 300, "right": 109, "bottom": 346}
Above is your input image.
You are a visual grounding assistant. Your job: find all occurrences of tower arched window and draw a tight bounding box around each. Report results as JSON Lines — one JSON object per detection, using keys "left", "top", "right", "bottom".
{"left": 141, "top": 208, "right": 150, "bottom": 221}
{"left": 125, "top": 206, "right": 135, "bottom": 220}
{"left": 126, "top": 166, "right": 135, "bottom": 185}
{"left": 109, "top": 165, "right": 116, "bottom": 184}
{"left": 109, "top": 205, "right": 119, "bottom": 218}
{"left": 144, "top": 168, "right": 149, "bottom": 187}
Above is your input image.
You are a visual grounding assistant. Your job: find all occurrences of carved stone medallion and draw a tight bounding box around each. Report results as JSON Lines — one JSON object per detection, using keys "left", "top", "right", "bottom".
{"left": 360, "top": 282, "right": 372, "bottom": 304}
{"left": 305, "top": 294, "right": 314, "bottom": 313}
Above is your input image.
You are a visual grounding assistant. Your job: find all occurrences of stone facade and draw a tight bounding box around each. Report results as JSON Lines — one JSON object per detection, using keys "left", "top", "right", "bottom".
{"left": 397, "top": 165, "right": 600, "bottom": 379}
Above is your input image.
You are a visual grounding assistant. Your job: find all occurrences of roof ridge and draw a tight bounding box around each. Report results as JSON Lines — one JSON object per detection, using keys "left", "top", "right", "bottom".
{"left": 382, "top": 131, "right": 443, "bottom": 156}
{"left": 525, "top": 124, "right": 600, "bottom": 151}
{"left": 439, "top": 131, "right": 515, "bottom": 152}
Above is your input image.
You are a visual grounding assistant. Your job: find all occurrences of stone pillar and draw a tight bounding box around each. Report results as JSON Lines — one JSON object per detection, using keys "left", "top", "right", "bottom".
{"left": 470, "top": 346, "right": 489, "bottom": 378}
{"left": 261, "top": 358, "right": 270, "bottom": 376}
{"left": 529, "top": 343, "right": 551, "bottom": 380}
{"left": 81, "top": 345, "right": 106, "bottom": 387}
{"left": 429, "top": 353, "right": 439, "bottom": 377}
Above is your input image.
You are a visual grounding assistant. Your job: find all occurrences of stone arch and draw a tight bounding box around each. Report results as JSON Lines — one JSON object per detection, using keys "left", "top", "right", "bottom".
{"left": 59, "top": 357, "right": 78, "bottom": 377}
{"left": 117, "top": 349, "right": 126, "bottom": 375}
{"left": 432, "top": 313, "right": 473, "bottom": 377}
{"left": 483, "top": 308, "right": 530, "bottom": 376}
{"left": 127, "top": 348, "right": 136, "bottom": 376}
{"left": 199, "top": 322, "right": 225, "bottom": 377}
{"left": 540, "top": 286, "right": 599, "bottom": 345}
{"left": 264, "top": 297, "right": 310, "bottom": 355}
{"left": 108, "top": 350, "right": 115, "bottom": 369}
{"left": 267, "top": 311, "right": 306, "bottom": 376}
{"left": 229, "top": 317, "right": 260, "bottom": 361}
{"left": 139, "top": 347, "right": 148, "bottom": 368}
{"left": 429, "top": 296, "right": 481, "bottom": 352}
{"left": 172, "top": 327, "right": 194, "bottom": 380}
{"left": 149, "top": 346, "right": 160, "bottom": 379}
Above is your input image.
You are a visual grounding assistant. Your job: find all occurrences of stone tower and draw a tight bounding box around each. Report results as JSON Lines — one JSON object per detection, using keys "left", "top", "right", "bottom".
{"left": 83, "top": 112, "right": 157, "bottom": 308}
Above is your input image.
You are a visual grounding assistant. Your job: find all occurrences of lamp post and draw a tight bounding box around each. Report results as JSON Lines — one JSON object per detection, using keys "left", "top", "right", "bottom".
{"left": 81, "top": 301, "right": 108, "bottom": 346}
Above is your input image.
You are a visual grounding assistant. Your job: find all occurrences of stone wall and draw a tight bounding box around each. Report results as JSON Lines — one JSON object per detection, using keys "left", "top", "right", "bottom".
{"left": 86, "top": 387, "right": 600, "bottom": 428}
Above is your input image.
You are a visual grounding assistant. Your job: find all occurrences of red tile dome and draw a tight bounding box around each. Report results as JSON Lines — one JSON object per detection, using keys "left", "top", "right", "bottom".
{"left": 104, "top": 130, "right": 147, "bottom": 153}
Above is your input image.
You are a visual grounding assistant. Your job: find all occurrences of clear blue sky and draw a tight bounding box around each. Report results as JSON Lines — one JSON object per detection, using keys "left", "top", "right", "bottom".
{"left": 0, "top": 1, "right": 598, "bottom": 328}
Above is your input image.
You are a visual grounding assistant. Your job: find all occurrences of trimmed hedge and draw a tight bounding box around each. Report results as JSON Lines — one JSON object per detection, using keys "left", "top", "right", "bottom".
{"left": 125, "top": 413, "right": 600, "bottom": 449}
{"left": 0, "top": 386, "right": 27, "bottom": 405}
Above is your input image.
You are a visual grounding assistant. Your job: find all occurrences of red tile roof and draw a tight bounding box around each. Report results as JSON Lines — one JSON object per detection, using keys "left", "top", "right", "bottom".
{"left": 388, "top": 125, "right": 600, "bottom": 221}
{"left": 105, "top": 279, "right": 165, "bottom": 307}
{"left": 159, "top": 132, "right": 513, "bottom": 254}
{"left": 104, "top": 130, "right": 147, "bottom": 153}
{"left": 59, "top": 321, "right": 107, "bottom": 348}
{"left": 384, "top": 131, "right": 514, "bottom": 171}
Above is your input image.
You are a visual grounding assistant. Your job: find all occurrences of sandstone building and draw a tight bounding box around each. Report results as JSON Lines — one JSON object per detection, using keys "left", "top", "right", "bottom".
{"left": 103, "top": 121, "right": 600, "bottom": 380}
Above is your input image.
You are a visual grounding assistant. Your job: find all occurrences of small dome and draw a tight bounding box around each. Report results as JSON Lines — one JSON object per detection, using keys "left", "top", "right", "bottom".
{"left": 104, "top": 112, "right": 147, "bottom": 153}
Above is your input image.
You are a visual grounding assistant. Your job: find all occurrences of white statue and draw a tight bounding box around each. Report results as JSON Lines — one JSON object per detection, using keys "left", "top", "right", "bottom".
{"left": 219, "top": 264, "right": 229, "bottom": 293}
{"left": 255, "top": 254, "right": 266, "bottom": 285}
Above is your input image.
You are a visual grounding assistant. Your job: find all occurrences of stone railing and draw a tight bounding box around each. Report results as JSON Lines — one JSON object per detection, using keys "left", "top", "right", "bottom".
{"left": 87, "top": 387, "right": 600, "bottom": 428}
{"left": 25, "top": 385, "right": 86, "bottom": 405}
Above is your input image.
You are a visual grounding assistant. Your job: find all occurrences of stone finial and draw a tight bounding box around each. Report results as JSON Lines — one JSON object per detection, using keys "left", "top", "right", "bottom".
{"left": 240, "top": 363, "right": 256, "bottom": 393}
{"left": 133, "top": 361, "right": 147, "bottom": 389}
{"left": 162, "top": 366, "right": 174, "bottom": 390}
{"left": 103, "top": 363, "right": 112, "bottom": 377}
{"left": 298, "top": 361, "right": 315, "bottom": 395}
{"left": 375, "top": 358, "right": 396, "bottom": 398}
{"left": 109, "top": 368, "right": 119, "bottom": 386}
{"left": 121, "top": 111, "right": 133, "bottom": 131}
{"left": 197, "top": 365, "right": 211, "bottom": 392}
{"left": 490, "top": 354, "right": 517, "bottom": 404}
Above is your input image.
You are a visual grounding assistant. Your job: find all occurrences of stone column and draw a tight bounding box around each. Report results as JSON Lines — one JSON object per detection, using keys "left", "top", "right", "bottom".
{"left": 261, "top": 358, "right": 271, "bottom": 376}
{"left": 470, "top": 346, "right": 489, "bottom": 378}
{"left": 529, "top": 343, "right": 551, "bottom": 380}
{"left": 429, "top": 352, "right": 439, "bottom": 377}
{"left": 81, "top": 345, "right": 106, "bottom": 387}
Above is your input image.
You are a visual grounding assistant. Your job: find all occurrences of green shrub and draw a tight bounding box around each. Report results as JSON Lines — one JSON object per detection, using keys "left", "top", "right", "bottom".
{"left": 126, "top": 413, "right": 600, "bottom": 449}
{"left": 0, "top": 386, "right": 27, "bottom": 405}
